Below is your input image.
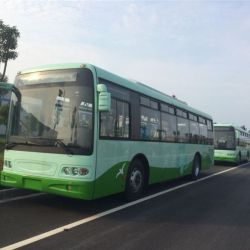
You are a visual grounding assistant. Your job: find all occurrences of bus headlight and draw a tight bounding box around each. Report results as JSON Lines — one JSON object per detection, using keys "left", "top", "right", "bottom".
{"left": 72, "top": 167, "right": 78, "bottom": 175}
{"left": 63, "top": 167, "right": 71, "bottom": 175}
{"left": 62, "top": 167, "right": 89, "bottom": 176}
{"left": 79, "top": 168, "right": 89, "bottom": 176}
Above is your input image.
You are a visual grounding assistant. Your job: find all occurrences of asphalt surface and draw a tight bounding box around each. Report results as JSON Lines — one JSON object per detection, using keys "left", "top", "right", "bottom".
{"left": 1, "top": 163, "right": 250, "bottom": 250}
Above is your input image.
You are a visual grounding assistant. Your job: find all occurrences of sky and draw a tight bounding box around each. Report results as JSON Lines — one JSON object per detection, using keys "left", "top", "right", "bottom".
{"left": 0, "top": 0, "right": 250, "bottom": 129}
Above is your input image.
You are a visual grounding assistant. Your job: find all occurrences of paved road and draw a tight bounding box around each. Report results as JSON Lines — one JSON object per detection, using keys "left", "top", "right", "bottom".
{"left": 1, "top": 164, "right": 250, "bottom": 250}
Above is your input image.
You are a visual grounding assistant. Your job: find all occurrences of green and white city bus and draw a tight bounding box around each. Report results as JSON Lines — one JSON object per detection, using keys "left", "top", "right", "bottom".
{"left": 214, "top": 124, "right": 250, "bottom": 164}
{"left": 0, "top": 63, "right": 214, "bottom": 200}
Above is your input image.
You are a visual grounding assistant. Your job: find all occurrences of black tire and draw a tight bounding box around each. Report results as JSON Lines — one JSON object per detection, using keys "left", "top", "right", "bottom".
{"left": 191, "top": 155, "right": 201, "bottom": 180}
{"left": 125, "top": 160, "right": 146, "bottom": 201}
{"left": 237, "top": 153, "right": 241, "bottom": 165}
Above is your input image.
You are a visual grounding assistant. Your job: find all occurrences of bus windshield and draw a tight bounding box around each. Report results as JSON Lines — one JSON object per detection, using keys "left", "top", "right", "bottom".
{"left": 214, "top": 127, "right": 236, "bottom": 150}
{"left": 8, "top": 68, "right": 94, "bottom": 155}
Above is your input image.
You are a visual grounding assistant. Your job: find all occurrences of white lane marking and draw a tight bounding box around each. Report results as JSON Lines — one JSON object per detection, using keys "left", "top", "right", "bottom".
{"left": 1, "top": 163, "right": 248, "bottom": 250}
{"left": 0, "top": 188, "right": 16, "bottom": 193}
{"left": 0, "top": 193, "right": 44, "bottom": 204}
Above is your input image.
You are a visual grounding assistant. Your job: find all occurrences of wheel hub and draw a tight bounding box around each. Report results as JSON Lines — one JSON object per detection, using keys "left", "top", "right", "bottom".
{"left": 130, "top": 169, "right": 143, "bottom": 193}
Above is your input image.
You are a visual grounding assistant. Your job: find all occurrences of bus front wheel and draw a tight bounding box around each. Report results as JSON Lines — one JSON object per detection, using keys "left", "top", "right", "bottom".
{"left": 125, "top": 160, "right": 146, "bottom": 201}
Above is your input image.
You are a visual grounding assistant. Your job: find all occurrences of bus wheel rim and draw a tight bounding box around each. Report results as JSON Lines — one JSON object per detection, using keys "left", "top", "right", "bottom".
{"left": 195, "top": 165, "right": 199, "bottom": 176}
{"left": 130, "top": 169, "right": 143, "bottom": 193}
{"left": 194, "top": 158, "right": 200, "bottom": 176}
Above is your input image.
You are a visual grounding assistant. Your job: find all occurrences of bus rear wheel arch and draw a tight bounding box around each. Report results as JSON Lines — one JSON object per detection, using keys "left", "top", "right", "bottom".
{"left": 125, "top": 155, "right": 149, "bottom": 201}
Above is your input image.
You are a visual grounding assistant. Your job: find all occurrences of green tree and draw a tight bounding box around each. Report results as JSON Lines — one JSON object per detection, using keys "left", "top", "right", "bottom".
{"left": 0, "top": 20, "right": 20, "bottom": 81}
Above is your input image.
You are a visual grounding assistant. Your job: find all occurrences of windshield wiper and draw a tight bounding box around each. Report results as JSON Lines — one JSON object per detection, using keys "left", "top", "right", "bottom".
{"left": 5, "top": 142, "right": 18, "bottom": 150}
{"left": 5, "top": 141, "right": 41, "bottom": 149}
{"left": 54, "top": 139, "right": 74, "bottom": 155}
{"left": 28, "top": 137, "right": 74, "bottom": 155}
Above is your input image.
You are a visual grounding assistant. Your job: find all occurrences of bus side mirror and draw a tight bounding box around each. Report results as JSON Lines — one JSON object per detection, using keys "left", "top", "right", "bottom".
{"left": 97, "top": 84, "right": 111, "bottom": 112}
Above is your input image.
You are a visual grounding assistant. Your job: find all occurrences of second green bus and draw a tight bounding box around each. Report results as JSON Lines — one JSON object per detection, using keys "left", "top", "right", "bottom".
{"left": 214, "top": 124, "right": 250, "bottom": 164}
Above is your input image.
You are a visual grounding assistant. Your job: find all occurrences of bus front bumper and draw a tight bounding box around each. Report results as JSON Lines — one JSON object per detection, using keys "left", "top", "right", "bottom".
{"left": 0, "top": 171, "right": 94, "bottom": 200}
{"left": 214, "top": 156, "right": 237, "bottom": 163}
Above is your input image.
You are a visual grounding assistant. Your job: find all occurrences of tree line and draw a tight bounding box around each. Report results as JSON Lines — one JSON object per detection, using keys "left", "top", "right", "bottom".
{"left": 0, "top": 20, "right": 20, "bottom": 82}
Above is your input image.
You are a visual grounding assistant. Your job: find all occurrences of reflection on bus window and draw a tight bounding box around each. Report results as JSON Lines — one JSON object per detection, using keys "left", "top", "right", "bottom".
{"left": 140, "top": 106, "right": 160, "bottom": 140}
{"left": 53, "top": 89, "right": 64, "bottom": 129}
{"left": 161, "top": 113, "right": 177, "bottom": 142}
{"left": 100, "top": 99, "right": 130, "bottom": 138}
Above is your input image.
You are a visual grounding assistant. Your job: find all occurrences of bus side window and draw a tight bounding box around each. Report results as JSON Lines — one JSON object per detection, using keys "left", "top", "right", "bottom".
{"left": 177, "top": 117, "right": 189, "bottom": 143}
{"left": 116, "top": 100, "right": 130, "bottom": 138}
{"left": 199, "top": 122, "right": 208, "bottom": 144}
{"left": 100, "top": 99, "right": 116, "bottom": 137}
{"left": 190, "top": 120, "right": 199, "bottom": 144}
{"left": 100, "top": 99, "right": 130, "bottom": 138}
{"left": 140, "top": 106, "right": 160, "bottom": 141}
{"left": 161, "top": 112, "right": 176, "bottom": 142}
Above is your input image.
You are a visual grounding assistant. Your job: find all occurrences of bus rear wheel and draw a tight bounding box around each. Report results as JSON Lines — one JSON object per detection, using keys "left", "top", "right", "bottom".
{"left": 191, "top": 155, "right": 201, "bottom": 180}
{"left": 125, "top": 160, "right": 146, "bottom": 201}
{"left": 237, "top": 153, "right": 241, "bottom": 165}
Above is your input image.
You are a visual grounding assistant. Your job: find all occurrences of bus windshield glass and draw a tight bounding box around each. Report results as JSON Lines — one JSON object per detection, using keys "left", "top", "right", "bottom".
{"left": 9, "top": 68, "right": 94, "bottom": 155}
{"left": 214, "top": 127, "right": 236, "bottom": 150}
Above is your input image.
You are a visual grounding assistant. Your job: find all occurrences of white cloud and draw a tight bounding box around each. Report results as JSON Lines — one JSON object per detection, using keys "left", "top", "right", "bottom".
{"left": 6, "top": 39, "right": 105, "bottom": 81}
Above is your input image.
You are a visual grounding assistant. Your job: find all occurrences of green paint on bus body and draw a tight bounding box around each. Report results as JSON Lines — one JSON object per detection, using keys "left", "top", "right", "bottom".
{"left": 1, "top": 151, "right": 213, "bottom": 200}
{"left": 1, "top": 171, "right": 95, "bottom": 200}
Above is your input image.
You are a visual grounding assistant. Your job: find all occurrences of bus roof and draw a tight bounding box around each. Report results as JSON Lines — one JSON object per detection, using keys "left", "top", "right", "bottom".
{"left": 17, "top": 63, "right": 212, "bottom": 120}
{"left": 214, "top": 123, "right": 249, "bottom": 134}
{"left": 214, "top": 123, "right": 234, "bottom": 127}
